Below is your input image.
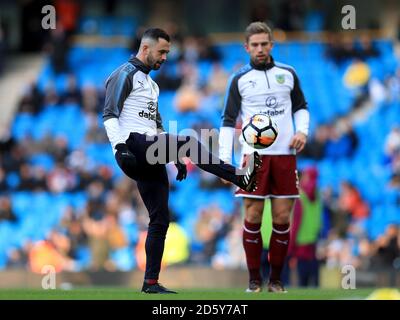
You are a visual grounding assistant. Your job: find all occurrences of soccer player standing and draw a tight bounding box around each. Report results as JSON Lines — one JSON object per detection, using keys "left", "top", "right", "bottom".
{"left": 219, "top": 22, "right": 309, "bottom": 292}
{"left": 103, "top": 28, "right": 261, "bottom": 294}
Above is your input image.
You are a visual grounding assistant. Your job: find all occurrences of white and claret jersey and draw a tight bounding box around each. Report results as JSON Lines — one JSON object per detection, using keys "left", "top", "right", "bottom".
{"left": 103, "top": 56, "right": 164, "bottom": 151}
{"left": 220, "top": 56, "right": 308, "bottom": 158}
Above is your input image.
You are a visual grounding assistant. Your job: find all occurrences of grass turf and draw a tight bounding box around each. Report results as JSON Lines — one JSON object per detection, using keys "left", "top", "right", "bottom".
{"left": 0, "top": 288, "right": 375, "bottom": 300}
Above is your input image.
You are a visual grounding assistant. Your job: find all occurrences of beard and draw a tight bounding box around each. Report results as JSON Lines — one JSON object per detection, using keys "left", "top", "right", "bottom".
{"left": 147, "top": 53, "right": 163, "bottom": 70}
{"left": 251, "top": 56, "right": 270, "bottom": 68}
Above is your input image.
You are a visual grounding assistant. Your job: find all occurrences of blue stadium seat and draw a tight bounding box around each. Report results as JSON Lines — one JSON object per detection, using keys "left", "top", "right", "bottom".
{"left": 110, "top": 247, "right": 136, "bottom": 271}
{"left": 29, "top": 154, "right": 55, "bottom": 172}
{"left": 11, "top": 113, "right": 34, "bottom": 141}
{"left": 74, "top": 246, "right": 91, "bottom": 270}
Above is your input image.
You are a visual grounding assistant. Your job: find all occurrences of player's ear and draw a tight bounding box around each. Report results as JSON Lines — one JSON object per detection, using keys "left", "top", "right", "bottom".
{"left": 244, "top": 42, "right": 250, "bottom": 53}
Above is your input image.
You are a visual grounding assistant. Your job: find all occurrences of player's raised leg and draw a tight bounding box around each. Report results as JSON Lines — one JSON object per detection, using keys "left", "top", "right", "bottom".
{"left": 174, "top": 134, "right": 262, "bottom": 192}
{"left": 138, "top": 133, "right": 262, "bottom": 192}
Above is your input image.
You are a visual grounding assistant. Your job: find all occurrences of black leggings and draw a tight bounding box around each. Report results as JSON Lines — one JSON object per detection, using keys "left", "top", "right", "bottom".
{"left": 116, "top": 132, "right": 241, "bottom": 280}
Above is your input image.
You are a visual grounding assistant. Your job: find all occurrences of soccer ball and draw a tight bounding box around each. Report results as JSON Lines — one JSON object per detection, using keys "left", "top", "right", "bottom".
{"left": 242, "top": 114, "right": 278, "bottom": 149}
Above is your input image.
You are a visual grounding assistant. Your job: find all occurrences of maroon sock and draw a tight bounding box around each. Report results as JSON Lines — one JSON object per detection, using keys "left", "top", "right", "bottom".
{"left": 243, "top": 220, "right": 263, "bottom": 282}
{"left": 145, "top": 279, "right": 158, "bottom": 285}
{"left": 268, "top": 223, "right": 290, "bottom": 282}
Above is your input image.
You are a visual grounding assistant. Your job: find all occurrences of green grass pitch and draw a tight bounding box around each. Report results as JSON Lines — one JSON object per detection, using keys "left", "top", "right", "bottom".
{"left": 0, "top": 288, "right": 375, "bottom": 300}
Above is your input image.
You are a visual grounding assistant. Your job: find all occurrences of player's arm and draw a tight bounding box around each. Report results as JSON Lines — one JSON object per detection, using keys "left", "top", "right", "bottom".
{"left": 103, "top": 70, "right": 133, "bottom": 154}
{"left": 219, "top": 74, "right": 242, "bottom": 164}
{"left": 156, "top": 107, "right": 166, "bottom": 134}
{"left": 290, "top": 71, "right": 309, "bottom": 153}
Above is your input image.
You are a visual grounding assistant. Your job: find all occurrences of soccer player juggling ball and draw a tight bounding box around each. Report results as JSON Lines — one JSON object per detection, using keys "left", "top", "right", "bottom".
{"left": 103, "top": 28, "right": 262, "bottom": 294}
{"left": 219, "top": 22, "right": 310, "bottom": 293}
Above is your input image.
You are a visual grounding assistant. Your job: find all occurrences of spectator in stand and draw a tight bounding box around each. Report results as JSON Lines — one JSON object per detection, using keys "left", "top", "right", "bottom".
{"left": 357, "top": 34, "right": 380, "bottom": 60}
{"left": 249, "top": 2, "right": 272, "bottom": 24}
{"left": 338, "top": 181, "right": 369, "bottom": 221}
{"left": 29, "top": 229, "right": 77, "bottom": 273}
{"left": 162, "top": 221, "right": 190, "bottom": 266}
{"left": 50, "top": 136, "right": 69, "bottom": 163}
{"left": 385, "top": 67, "right": 400, "bottom": 102}
{"left": 1, "top": 145, "right": 26, "bottom": 174}
{"left": 30, "top": 166, "right": 48, "bottom": 191}
{"left": 42, "top": 82, "right": 61, "bottom": 107}
{"left": 6, "top": 241, "right": 32, "bottom": 270}
{"left": 54, "top": 0, "right": 81, "bottom": 36}
{"left": 46, "top": 162, "right": 77, "bottom": 193}
{"left": 62, "top": 74, "right": 82, "bottom": 105}
{"left": 384, "top": 126, "right": 400, "bottom": 162}
{"left": 164, "top": 21, "right": 184, "bottom": 62}
{"left": 0, "top": 168, "right": 8, "bottom": 192}
{"left": 174, "top": 82, "right": 202, "bottom": 113}
{"left": 326, "top": 34, "right": 358, "bottom": 66}
{"left": 81, "top": 83, "right": 100, "bottom": 113}
{"left": 43, "top": 23, "right": 71, "bottom": 74}
{"left": 155, "top": 66, "right": 182, "bottom": 91}
{"left": 321, "top": 186, "right": 344, "bottom": 237}
{"left": 337, "top": 118, "right": 359, "bottom": 157}
{"left": 85, "top": 111, "right": 108, "bottom": 144}
{"left": 277, "top": 0, "right": 306, "bottom": 31}
{"left": 0, "top": 196, "right": 17, "bottom": 223}
{"left": 289, "top": 167, "right": 322, "bottom": 287}
{"left": 193, "top": 205, "right": 229, "bottom": 264}
{"left": 182, "top": 36, "right": 200, "bottom": 63}
{"left": 300, "top": 125, "right": 329, "bottom": 160}
{"left": 387, "top": 173, "right": 400, "bottom": 205}
{"left": 197, "top": 34, "right": 222, "bottom": 63}
{"left": 82, "top": 205, "right": 109, "bottom": 271}
{"left": 17, "top": 81, "right": 44, "bottom": 114}
{"left": 6, "top": 246, "right": 29, "bottom": 269}
{"left": 60, "top": 205, "right": 88, "bottom": 261}
{"left": 325, "top": 120, "right": 359, "bottom": 159}
{"left": 0, "top": 23, "right": 4, "bottom": 75}
{"left": 17, "top": 164, "right": 37, "bottom": 191}
{"left": 211, "top": 212, "right": 246, "bottom": 269}
{"left": 370, "top": 224, "right": 400, "bottom": 286}
{"left": 205, "top": 62, "right": 229, "bottom": 96}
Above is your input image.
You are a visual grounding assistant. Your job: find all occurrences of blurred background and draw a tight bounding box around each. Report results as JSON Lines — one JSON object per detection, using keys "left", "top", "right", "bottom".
{"left": 0, "top": 0, "right": 399, "bottom": 289}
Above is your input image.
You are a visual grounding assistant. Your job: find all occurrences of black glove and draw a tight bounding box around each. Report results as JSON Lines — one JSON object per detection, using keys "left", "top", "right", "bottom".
{"left": 115, "top": 143, "right": 137, "bottom": 167}
{"left": 175, "top": 161, "right": 187, "bottom": 181}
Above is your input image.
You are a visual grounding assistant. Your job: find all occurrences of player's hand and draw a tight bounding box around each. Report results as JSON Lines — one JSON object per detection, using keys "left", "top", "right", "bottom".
{"left": 175, "top": 162, "right": 187, "bottom": 181}
{"left": 289, "top": 132, "right": 307, "bottom": 153}
{"left": 115, "top": 143, "right": 137, "bottom": 167}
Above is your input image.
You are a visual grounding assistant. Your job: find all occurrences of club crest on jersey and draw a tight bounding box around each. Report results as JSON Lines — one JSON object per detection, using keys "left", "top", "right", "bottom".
{"left": 275, "top": 74, "right": 285, "bottom": 84}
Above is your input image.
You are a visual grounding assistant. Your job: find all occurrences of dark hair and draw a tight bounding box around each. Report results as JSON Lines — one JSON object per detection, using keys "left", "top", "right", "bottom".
{"left": 141, "top": 28, "right": 170, "bottom": 43}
